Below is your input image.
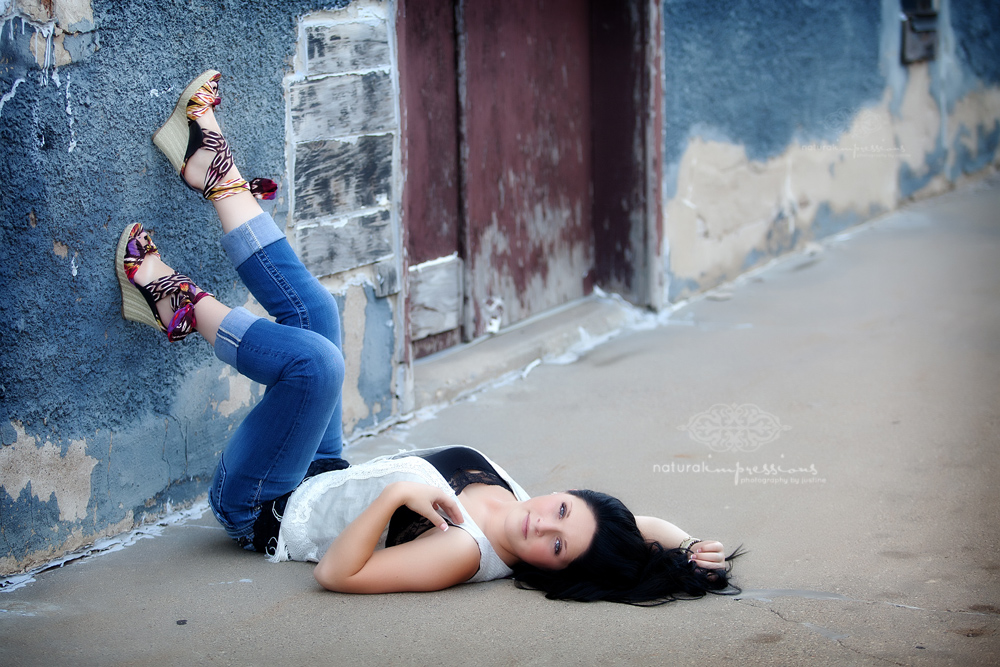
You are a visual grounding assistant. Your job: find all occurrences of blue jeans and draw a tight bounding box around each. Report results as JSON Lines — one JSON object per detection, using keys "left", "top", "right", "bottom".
{"left": 208, "top": 213, "right": 345, "bottom": 546}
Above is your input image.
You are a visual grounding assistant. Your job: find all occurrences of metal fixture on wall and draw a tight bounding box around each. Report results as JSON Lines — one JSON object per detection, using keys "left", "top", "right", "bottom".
{"left": 901, "top": 0, "right": 937, "bottom": 64}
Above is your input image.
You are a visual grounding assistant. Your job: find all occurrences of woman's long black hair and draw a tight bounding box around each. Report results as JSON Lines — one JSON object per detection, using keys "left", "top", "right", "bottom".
{"left": 511, "top": 489, "right": 742, "bottom": 605}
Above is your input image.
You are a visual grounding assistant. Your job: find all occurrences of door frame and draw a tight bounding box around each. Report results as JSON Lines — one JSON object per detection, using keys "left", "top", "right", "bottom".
{"left": 397, "top": 0, "right": 665, "bottom": 359}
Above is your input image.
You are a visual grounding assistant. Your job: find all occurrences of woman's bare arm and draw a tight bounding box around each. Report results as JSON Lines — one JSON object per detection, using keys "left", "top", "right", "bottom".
{"left": 314, "top": 481, "right": 481, "bottom": 593}
{"left": 634, "top": 515, "right": 727, "bottom": 570}
{"left": 634, "top": 515, "right": 690, "bottom": 548}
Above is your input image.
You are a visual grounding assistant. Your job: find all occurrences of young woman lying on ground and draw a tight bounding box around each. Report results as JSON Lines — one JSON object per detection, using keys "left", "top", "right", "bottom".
{"left": 117, "top": 70, "right": 740, "bottom": 605}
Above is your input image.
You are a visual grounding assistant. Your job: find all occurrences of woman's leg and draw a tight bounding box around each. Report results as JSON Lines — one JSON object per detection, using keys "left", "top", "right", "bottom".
{"left": 185, "top": 104, "right": 345, "bottom": 462}
{"left": 127, "top": 233, "right": 345, "bottom": 546}
{"left": 209, "top": 315, "right": 344, "bottom": 545}
{"left": 138, "top": 71, "right": 348, "bottom": 545}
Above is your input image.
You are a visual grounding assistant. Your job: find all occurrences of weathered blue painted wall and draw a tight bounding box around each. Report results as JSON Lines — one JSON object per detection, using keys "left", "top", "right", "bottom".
{"left": 948, "top": 0, "right": 1000, "bottom": 86}
{"left": 663, "top": 0, "right": 884, "bottom": 181}
{"left": 661, "top": 0, "right": 1000, "bottom": 302}
{"left": 937, "top": 0, "right": 1000, "bottom": 181}
{"left": 0, "top": 0, "right": 353, "bottom": 575}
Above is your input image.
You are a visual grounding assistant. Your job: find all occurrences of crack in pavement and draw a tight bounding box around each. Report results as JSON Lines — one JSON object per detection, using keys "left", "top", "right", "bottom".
{"left": 735, "top": 588, "right": 997, "bottom": 617}
{"left": 745, "top": 600, "right": 911, "bottom": 666}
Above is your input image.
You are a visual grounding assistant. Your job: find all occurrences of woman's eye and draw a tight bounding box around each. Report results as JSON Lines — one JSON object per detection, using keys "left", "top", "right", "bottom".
{"left": 559, "top": 502, "right": 566, "bottom": 518}
{"left": 554, "top": 538, "right": 562, "bottom": 556}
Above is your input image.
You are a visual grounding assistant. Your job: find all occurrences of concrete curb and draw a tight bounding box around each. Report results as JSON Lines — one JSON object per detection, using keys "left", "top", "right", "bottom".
{"left": 412, "top": 294, "right": 644, "bottom": 410}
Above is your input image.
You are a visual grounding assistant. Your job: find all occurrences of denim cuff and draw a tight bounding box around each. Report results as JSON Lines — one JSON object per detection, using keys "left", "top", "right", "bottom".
{"left": 220, "top": 212, "right": 286, "bottom": 269}
{"left": 214, "top": 306, "right": 260, "bottom": 369}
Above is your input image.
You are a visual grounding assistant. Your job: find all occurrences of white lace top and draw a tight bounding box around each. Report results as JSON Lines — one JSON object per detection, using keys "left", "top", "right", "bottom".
{"left": 269, "top": 446, "right": 530, "bottom": 583}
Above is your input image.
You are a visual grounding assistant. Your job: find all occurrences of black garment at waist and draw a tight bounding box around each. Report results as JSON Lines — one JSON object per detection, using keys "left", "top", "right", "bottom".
{"left": 250, "top": 447, "right": 512, "bottom": 554}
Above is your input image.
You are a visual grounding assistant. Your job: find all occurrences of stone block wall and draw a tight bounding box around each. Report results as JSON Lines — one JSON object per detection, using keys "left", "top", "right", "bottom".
{"left": 285, "top": 3, "right": 405, "bottom": 435}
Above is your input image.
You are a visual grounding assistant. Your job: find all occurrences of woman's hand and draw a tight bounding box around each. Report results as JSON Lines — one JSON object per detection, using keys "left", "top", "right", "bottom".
{"left": 688, "top": 540, "right": 726, "bottom": 569}
{"left": 387, "top": 481, "right": 465, "bottom": 531}
{"left": 634, "top": 517, "right": 731, "bottom": 569}
{"left": 315, "top": 480, "right": 478, "bottom": 594}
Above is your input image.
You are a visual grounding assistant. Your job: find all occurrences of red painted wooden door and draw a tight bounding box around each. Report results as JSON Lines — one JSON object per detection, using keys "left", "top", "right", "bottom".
{"left": 459, "top": 0, "right": 594, "bottom": 337}
{"left": 400, "top": 0, "right": 655, "bottom": 356}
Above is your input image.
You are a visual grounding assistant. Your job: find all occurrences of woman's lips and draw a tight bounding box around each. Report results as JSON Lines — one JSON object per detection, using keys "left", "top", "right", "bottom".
{"left": 523, "top": 513, "right": 529, "bottom": 539}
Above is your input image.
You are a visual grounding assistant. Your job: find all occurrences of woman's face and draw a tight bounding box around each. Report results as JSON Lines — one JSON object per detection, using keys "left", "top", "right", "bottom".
{"left": 505, "top": 492, "right": 597, "bottom": 570}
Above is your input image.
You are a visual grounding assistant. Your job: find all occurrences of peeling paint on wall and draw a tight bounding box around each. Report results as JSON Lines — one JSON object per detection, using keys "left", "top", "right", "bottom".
{"left": 339, "top": 283, "right": 370, "bottom": 433}
{"left": 896, "top": 63, "right": 948, "bottom": 198}
{"left": 947, "top": 91, "right": 1000, "bottom": 179}
{"left": 3, "top": 0, "right": 99, "bottom": 76}
{"left": 459, "top": 1, "right": 593, "bottom": 336}
{"left": 335, "top": 281, "right": 396, "bottom": 435}
{"left": 0, "top": 0, "right": 352, "bottom": 577}
{"left": 468, "top": 197, "right": 593, "bottom": 330}
{"left": 895, "top": 61, "right": 1000, "bottom": 199}
{"left": 664, "top": 102, "right": 902, "bottom": 299}
{"left": 661, "top": 0, "right": 1000, "bottom": 302}
{"left": 0, "top": 422, "right": 97, "bottom": 522}
{"left": 211, "top": 367, "right": 258, "bottom": 419}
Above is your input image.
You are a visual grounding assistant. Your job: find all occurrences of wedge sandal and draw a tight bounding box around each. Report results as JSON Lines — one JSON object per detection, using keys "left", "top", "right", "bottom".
{"left": 115, "top": 223, "right": 214, "bottom": 342}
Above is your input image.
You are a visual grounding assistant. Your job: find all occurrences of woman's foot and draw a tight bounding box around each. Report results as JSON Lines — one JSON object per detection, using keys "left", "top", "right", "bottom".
{"left": 182, "top": 102, "right": 276, "bottom": 232}
{"left": 183, "top": 105, "right": 278, "bottom": 202}
{"left": 116, "top": 223, "right": 214, "bottom": 342}
{"left": 131, "top": 251, "right": 201, "bottom": 331}
{"left": 180, "top": 105, "right": 248, "bottom": 199}
{"left": 152, "top": 70, "right": 276, "bottom": 202}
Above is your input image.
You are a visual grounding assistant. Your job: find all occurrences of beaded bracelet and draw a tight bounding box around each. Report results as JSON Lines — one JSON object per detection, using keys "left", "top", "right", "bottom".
{"left": 678, "top": 537, "right": 701, "bottom": 551}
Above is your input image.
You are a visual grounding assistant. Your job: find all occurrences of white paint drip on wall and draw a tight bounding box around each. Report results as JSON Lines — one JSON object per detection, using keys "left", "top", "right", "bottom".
{"left": 301, "top": 65, "right": 392, "bottom": 81}
{"left": 0, "top": 77, "right": 24, "bottom": 118}
{"left": 65, "top": 71, "right": 76, "bottom": 152}
{"left": 30, "top": 20, "right": 54, "bottom": 79}
{"left": 294, "top": 203, "right": 391, "bottom": 230}
{"left": 410, "top": 253, "right": 458, "bottom": 271}
{"left": 31, "top": 102, "right": 43, "bottom": 150}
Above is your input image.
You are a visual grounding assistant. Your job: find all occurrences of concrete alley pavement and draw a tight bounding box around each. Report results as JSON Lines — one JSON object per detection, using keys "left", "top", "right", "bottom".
{"left": 2, "top": 177, "right": 999, "bottom": 665}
